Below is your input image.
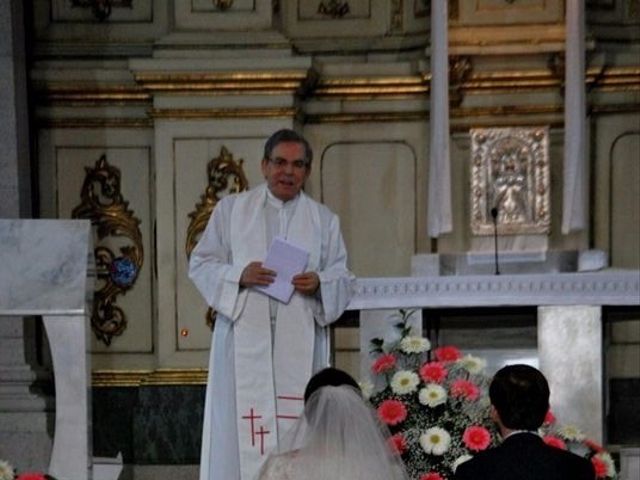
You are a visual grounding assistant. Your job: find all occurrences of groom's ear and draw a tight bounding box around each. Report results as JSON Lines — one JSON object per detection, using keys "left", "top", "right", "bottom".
{"left": 490, "top": 405, "right": 500, "bottom": 424}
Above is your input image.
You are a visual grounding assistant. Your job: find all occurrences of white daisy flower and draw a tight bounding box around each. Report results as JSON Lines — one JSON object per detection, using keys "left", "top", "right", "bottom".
{"left": 0, "top": 460, "right": 15, "bottom": 480}
{"left": 390, "top": 370, "right": 420, "bottom": 395}
{"left": 558, "top": 424, "right": 585, "bottom": 441}
{"left": 452, "top": 454, "right": 473, "bottom": 472}
{"left": 399, "top": 335, "right": 431, "bottom": 354}
{"left": 419, "top": 427, "right": 451, "bottom": 456}
{"left": 418, "top": 384, "right": 447, "bottom": 407}
{"left": 458, "top": 354, "right": 487, "bottom": 374}
{"left": 358, "top": 380, "right": 374, "bottom": 400}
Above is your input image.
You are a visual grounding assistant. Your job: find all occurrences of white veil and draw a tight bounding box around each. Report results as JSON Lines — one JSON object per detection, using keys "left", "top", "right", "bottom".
{"left": 258, "top": 385, "right": 409, "bottom": 480}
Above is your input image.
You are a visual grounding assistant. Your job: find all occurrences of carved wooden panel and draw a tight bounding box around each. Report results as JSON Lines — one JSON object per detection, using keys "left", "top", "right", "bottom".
{"left": 175, "top": 0, "right": 272, "bottom": 29}
{"left": 458, "top": 0, "right": 563, "bottom": 25}
{"left": 50, "top": 0, "right": 152, "bottom": 22}
{"left": 174, "top": 136, "right": 265, "bottom": 352}
{"left": 55, "top": 146, "right": 154, "bottom": 354}
{"left": 282, "top": 0, "right": 387, "bottom": 38}
{"left": 320, "top": 141, "right": 416, "bottom": 277}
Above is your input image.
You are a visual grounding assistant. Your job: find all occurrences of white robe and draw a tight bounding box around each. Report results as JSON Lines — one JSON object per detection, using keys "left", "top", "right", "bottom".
{"left": 189, "top": 184, "right": 355, "bottom": 480}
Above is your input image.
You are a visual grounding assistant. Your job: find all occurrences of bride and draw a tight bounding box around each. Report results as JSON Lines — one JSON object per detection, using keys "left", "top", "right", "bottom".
{"left": 256, "top": 367, "right": 409, "bottom": 480}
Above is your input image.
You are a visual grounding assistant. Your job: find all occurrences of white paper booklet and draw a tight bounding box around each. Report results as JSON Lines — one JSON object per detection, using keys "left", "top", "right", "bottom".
{"left": 255, "top": 237, "right": 310, "bottom": 304}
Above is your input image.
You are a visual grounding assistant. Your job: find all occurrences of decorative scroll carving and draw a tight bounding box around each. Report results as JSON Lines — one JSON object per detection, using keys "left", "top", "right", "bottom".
{"left": 72, "top": 155, "right": 143, "bottom": 345}
{"left": 449, "top": 56, "right": 473, "bottom": 106}
{"left": 318, "top": 0, "right": 350, "bottom": 18}
{"left": 213, "top": 0, "right": 234, "bottom": 10}
{"left": 186, "top": 146, "right": 249, "bottom": 328}
{"left": 70, "top": 0, "right": 132, "bottom": 21}
{"left": 470, "top": 127, "right": 550, "bottom": 235}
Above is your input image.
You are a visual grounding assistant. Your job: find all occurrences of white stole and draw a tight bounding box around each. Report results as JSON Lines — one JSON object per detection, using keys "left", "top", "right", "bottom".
{"left": 230, "top": 185, "right": 321, "bottom": 479}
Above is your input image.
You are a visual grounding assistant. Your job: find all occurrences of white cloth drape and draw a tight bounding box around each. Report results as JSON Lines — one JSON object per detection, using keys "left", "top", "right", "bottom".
{"left": 427, "top": 0, "right": 452, "bottom": 238}
{"left": 562, "top": 0, "right": 588, "bottom": 234}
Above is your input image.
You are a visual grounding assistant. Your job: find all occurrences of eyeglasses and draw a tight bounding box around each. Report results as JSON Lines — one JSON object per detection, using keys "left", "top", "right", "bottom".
{"left": 268, "top": 157, "right": 308, "bottom": 170}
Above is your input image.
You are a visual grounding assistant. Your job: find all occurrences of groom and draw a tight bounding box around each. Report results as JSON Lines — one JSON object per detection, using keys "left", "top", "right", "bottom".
{"left": 454, "top": 364, "right": 595, "bottom": 480}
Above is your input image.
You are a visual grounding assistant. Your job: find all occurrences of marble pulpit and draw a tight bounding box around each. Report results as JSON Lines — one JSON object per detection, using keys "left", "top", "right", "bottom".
{"left": 0, "top": 219, "right": 94, "bottom": 480}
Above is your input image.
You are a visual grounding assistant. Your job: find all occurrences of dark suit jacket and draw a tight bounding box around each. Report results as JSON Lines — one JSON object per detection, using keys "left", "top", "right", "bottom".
{"left": 454, "top": 432, "right": 595, "bottom": 480}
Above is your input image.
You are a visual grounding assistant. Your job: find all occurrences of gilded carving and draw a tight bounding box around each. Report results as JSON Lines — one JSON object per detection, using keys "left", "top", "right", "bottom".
{"left": 470, "top": 127, "right": 550, "bottom": 235}
{"left": 318, "top": 0, "right": 350, "bottom": 18}
{"left": 70, "top": 0, "right": 132, "bottom": 21}
{"left": 213, "top": 0, "right": 234, "bottom": 10}
{"left": 186, "top": 146, "right": 249, "bottom": 327}
{"left": 72, "top": 155, "right": 144, "bottom": 345}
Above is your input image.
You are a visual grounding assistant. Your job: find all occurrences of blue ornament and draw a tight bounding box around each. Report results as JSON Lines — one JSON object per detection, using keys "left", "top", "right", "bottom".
{"left": 109, "top": 256, "right": 138, "bottom": 288}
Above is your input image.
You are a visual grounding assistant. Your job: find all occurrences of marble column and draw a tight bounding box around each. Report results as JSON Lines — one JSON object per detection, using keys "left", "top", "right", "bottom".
{"left": 0, "top": 0, "right": 51, "bottom": 472}
{"left": 538, "top": 305, "right": 603, "bottom": 442}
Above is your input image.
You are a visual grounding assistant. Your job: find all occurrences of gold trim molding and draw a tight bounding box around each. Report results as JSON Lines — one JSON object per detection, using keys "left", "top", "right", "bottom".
{"left": 38, "top": 118, "right": 152, "bottom": 129}
{"left": 93, "top": 368, "right": 208, "bottom": 387}
{"left": 149, "top": 107, "right": 297, "bottom": 119}
{"left": 134, "top": 71, "right": 310, "bottom": 95}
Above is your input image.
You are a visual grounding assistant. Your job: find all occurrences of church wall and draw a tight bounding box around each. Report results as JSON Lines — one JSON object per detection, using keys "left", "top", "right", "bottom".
{"left": 19, "top": 0, "right": 640, "bottom": 470}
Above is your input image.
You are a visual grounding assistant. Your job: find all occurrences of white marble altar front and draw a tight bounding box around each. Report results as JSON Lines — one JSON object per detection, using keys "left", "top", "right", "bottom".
{"left": 0, "top": 219, "right": 94, "bottom": 480}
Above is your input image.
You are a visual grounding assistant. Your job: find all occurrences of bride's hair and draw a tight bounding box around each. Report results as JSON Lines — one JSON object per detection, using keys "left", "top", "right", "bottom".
{"left": 303, "top": 367, "right": 360, "bottom": 402}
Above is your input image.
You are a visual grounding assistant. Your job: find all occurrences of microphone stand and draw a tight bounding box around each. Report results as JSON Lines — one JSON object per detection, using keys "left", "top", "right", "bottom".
{"left": 491, "top": 207, "right": 500, "bottom": 275}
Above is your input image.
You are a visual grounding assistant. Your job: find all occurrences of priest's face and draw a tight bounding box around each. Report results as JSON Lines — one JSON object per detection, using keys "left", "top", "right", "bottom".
{"left": 261, "top": 141, "right": 311, "bottom": 202}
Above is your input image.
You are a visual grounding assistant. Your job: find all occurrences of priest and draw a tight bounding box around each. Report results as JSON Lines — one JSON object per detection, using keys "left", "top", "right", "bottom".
{"left": 189, "top": 129, "right": 355, "bottom": 480}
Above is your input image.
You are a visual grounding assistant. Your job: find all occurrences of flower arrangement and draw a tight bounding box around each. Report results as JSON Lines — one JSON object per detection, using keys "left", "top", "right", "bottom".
{"left": 364, "top": 310, "right": 617, "bottom": 480}
{"left": 0, "top": 461, "right": 57, "bottom": 480}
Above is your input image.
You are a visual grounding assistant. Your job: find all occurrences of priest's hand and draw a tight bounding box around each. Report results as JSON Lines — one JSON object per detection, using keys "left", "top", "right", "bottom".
{"left": 292, "top": 272, "right": 320, "bottom": 296}
{"left": 240, "top": 261, "right": 276, "bottom": 287}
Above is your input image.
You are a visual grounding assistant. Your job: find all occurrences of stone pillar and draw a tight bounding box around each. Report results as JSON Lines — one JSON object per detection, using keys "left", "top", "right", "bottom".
{"left": 0, "top": 0, "right": 52, "bottom": 472}
{"left": 538, "top": 305, "right": 603, "bottom": 442}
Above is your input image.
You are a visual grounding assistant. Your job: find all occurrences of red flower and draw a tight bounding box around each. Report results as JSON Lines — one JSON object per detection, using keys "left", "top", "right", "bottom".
{"left": 419, "top": 361, "right": 447, "bottom": 383}
{"left": 543, "top": 435, "right": 567, "bottom": 450}
{"left": 434, "top": 346, "right": 462, "bottom": 362}
{"left": 462, "top": 425, "right": 492, "bottom": 451}
{"left": 388, "top": 432, "right": 407, "bottom": 455}
{"left": 543, "top": 409, "right": 556, "bottom": 425}
{"left": 16, "top": 474, "right": 48, "bottom": 480}
{"left": 591, "top": 456, "right": 608, "bottom": 478}
{"left": 420, "top": 473, "right": 445, "bottom": 480}
{"left": 372, "top": 353, "right": 397, "bottom": 374}
{"left": 584, "top": 439, "right": 604, "bottom": 453}
{"left": 377, "top": 399, "right": 407, "bottom": 426}
{"left": 451, "top": 379, "right": 480, "bottom": 401}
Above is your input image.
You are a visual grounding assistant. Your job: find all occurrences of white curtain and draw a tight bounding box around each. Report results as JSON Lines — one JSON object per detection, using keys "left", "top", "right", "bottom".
{"left": 562, "top": 0, "right": 588, "bottom": 234}
{"left": 427, "top": 0, "right": 452, "bottom": 238}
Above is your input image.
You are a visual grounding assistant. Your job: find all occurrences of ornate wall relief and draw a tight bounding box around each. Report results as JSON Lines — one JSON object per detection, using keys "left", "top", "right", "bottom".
{"left": 470, "top": 127, "right": 550, "bottom": 236}
{"left": 72, "top": 155, "right": 144, "bottom": 345}
{"left": 186, "top": 146, "right": 249, "bottom": 327}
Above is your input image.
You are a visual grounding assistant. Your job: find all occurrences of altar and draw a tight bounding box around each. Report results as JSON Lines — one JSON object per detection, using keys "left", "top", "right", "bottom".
{"left": 350, "top": 264, "right": 640, "bottom": 443}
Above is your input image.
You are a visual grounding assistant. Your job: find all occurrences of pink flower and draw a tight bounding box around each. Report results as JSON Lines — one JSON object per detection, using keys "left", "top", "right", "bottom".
{"left": 543, "top": 435, "right": 567, "bottom": 450}
{"left": 462, "top": 426, "right": 492, "bottom": 451}
{"left": 372, "top": 353, "right": 397, "bottom": 374}
{"left": 544, "top": 409, "right": 556, "bottom": 425}
{"left": 591, "top": 456, "right": 608, "bottom": 478}
{"left": 419, "top": 361, "right": 447, "bottom": 383}
{"left": 451, "top": 379, "right": 480, "bottom": 401}
{"left": 434, "top": 346, "right": 462, "bottom": 362}
{"left": 420, "top": 473, "right": 445, "bottom": 480}
{"left": 388, "top": 432, "right": 407, "bottom": 455}
{"left": 377, "top": 399, "right": 408, "bottom": 426}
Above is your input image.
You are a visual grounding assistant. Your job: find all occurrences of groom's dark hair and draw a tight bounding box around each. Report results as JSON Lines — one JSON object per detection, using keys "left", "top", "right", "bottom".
{"left": 489, "top": 364, "right": 550, "bottom": 431}
{"left": 304, "top": 367, "right": 361, "bottom": 403}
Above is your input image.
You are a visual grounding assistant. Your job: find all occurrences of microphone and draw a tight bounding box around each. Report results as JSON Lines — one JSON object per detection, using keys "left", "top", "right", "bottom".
{"left": 490, "top": 207, "right": 500, "bottom": 275}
